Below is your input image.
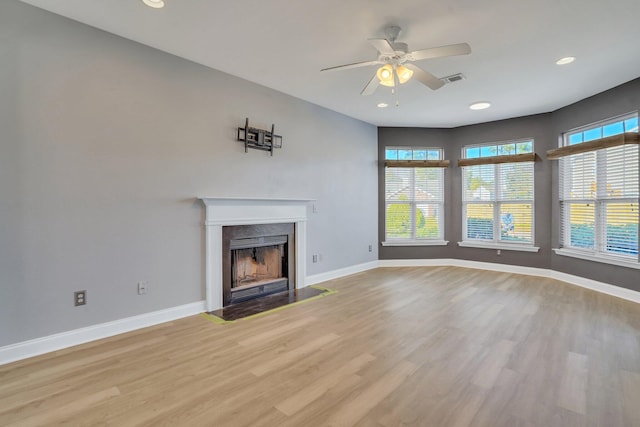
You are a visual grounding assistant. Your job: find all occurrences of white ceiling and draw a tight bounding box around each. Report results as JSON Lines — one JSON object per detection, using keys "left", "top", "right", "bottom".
{"left": 19, "top": 0, "right": 640, "bottom": 128}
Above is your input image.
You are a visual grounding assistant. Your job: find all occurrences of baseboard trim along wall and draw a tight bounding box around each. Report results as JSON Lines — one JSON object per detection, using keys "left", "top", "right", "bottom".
{"left": 305, "top": 261, "right": 379, "bottom": 286}
{"left": 377, "top": 258, "right": 640, "bottom": 304}
{"left": 3, "top": 259, "right": 639, "bottom": 366}
{"left": 0, "top": 301, "right": 206, "bottom": 366}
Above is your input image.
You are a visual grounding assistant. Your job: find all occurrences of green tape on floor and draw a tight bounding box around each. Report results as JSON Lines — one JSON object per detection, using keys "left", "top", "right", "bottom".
{"left": 200, "top": 312, "right": 230, "bottom": 324}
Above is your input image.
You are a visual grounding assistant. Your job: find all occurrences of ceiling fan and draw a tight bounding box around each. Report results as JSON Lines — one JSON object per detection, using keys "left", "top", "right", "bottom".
{"left": 321, "top": 26, "right": 471, "bottom": 96}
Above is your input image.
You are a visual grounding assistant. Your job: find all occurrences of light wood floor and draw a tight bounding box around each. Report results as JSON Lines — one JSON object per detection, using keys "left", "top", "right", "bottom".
{"left": 2, "top": 266, "right": 640, "bottom": 426}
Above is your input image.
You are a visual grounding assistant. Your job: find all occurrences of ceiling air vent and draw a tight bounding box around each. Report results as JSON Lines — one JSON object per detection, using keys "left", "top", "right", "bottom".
{"left": 441, "top": 73, "right": 466, "bottom": 84}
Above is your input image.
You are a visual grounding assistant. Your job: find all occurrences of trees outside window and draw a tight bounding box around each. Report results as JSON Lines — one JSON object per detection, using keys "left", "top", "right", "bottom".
{"left": 384, "top": 148, "right": 444, "bottom": 242}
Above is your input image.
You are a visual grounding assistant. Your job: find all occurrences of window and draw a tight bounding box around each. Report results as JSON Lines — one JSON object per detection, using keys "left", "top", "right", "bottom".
{"left": 559, "top": 114, "right": 639, "bottom": 264}
{"left": 460, "top": 140, "right": 536, "bottom": 250}
{"left": 384, "top": 147, "right": 446, "bottom": 245}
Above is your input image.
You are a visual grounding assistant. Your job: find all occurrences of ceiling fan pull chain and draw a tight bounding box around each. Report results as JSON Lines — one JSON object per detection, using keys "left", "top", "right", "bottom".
{"left": 393, "top": 64, "right": 400, "bottom": 107}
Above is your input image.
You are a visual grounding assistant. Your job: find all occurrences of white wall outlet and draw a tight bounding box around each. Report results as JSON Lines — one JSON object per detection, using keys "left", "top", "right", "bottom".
{"left": 138, "top": 281, "right": 148, "bottom": 295}
{"left": 369, "top": 244, "right": 373, "bottom": 252}
{"left": 312, "top": 203, "right": 318, "bottom": 213}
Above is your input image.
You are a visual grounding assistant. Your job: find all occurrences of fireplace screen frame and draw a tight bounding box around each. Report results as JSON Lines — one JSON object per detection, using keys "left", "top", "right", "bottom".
{"left": 222, "top": 223, "right": 295, "bottom": 306}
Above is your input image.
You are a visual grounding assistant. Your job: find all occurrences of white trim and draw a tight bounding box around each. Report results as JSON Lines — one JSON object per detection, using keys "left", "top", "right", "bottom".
{"left": 200, "top": 197, "right": 312, "bottom": 311}
{"left": 204, "top": 216, "right": 308, "bottom": 227}
{"left": 382, "top": 240, "right": 449, "bottom": 247}
{"left": 308, "top": 258, "right": 640, "bottom": 305}
{"left": 378, "top": 258, "right": 640, "bottom": 304}
{"left": 457, "top": 241, "right": 540, "bottom": 252}
{"left": 378, "top": 258, "right": 544, "bottom": 276}
{"left": 553, "top": 248, "right": 640, "bottom": 270}
{"left": 0, "top": 301, "right": 206, "bottom": 366}
{"left": 305, "top": 261, "right": 379, "bottom": 286}
{"left": 4, "top": 257, "right": 640, "bottom": 366}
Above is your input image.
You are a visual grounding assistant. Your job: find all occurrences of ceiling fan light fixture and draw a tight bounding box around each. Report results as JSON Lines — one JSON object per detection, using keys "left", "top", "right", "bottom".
{"left": 469, "top": 101, "right": 491, "bottom": 110}
{"left": 556, "top": 56, "right": 576, "bottom": 65}
{"left": 142, "top": 0, "right": 165, "bottom": 9}
{"left": 396, "top": 65, "right": 413, "bottom": 84}
{"left": 377, "top": 64, "right": 395, "bottom": 87}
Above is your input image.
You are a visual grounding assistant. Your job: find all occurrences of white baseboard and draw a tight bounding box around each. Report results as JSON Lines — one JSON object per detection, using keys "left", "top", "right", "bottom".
{"left": 305, "top": 261, "right": 379, "bottom": 286}
{"left": 4, "top": 258, "right": 638, "bottom": 366}
{"left": 378, "top": 258, "right": 640, "bottom": 304}
{"left": 549, "top": 270, "right": 640, "bottom": 304}
{"left": 379, "top": 258, "right": 552, "bottom": 277}
{"left": 0, "top": 301, "right": 206, "bottom": 366}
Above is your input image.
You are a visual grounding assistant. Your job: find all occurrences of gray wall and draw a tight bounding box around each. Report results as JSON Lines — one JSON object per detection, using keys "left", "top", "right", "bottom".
{"left": 0, "top": 1, "right": 378, "bottom": 347}
{"left": 379, "top": 80, "right": 640, "bottom": 292}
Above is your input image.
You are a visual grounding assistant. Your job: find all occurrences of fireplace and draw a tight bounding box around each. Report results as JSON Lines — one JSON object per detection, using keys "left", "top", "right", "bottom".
{"left": 223, "top": 223, "right": 294, "bottom": 306}
{"left": 200, "top": 197, "right": 312, "bottom": 311}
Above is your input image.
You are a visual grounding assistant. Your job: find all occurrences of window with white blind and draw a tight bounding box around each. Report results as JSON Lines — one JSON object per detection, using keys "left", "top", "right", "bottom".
{"left": 384, "top": 147, "right": 446, "bottom": 245}
{"left": 460, "top": 140, "right": 538, "bottom": 251}
{"left": 558, "top": 113, "right": 639, "bottom": 265}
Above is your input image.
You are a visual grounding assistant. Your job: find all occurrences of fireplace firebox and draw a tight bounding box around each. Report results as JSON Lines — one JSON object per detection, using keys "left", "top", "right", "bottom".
{"left": 222, "top": 223, "right": 295, "bottom": 306}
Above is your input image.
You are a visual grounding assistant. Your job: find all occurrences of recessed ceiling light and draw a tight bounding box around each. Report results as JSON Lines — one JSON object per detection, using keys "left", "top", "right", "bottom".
{"left": 142, "top": 0, "right": 165, "bottom": 8}
{"left": 556, "top": 56, "right": 575, "bottom": 65}
{"left": 469, "top": 102, "right": 491, "bottom": 110}
{"left": 377, "top": 102, "right": 388, "bottom": 108}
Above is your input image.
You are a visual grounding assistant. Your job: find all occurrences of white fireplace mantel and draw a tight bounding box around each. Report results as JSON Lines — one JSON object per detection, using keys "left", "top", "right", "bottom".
{"left": 200, "top": 197, "right": 313, "bottom": 311}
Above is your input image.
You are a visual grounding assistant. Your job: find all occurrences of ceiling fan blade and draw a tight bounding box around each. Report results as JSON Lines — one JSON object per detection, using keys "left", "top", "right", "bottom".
{"left": 405, "top": 63, "right": 445, "bottom": 90}
{"left": 407, "top": 43, "right": 471, "bottom": 62}
{"left": 360, "top": 73, "right": 380, "bottom": 96}
{"left": 320, "top": 60, "right": 380, "bottom": 72}
{"left": 368, "top": 38, "right": 395, "bottom": 55}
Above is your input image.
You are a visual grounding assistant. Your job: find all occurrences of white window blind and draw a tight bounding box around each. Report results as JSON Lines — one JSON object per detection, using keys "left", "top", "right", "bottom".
{"left": 385, "top": 148, "right": 444, "bottom": 242}
{"left": 559, "top": 115, "right": 639, "bottom": 260}
{"left": 461, "top": 140, "right": 535, "bottom": 245}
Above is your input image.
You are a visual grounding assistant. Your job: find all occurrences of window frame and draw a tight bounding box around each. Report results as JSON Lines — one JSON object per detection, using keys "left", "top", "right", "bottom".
{"left": 555, "top": 112, "right": 639, "bottom": 268}
{"left": 459, "top": 139, "right": 539, "bottom": 252}
{"left": 383, "top": 147, "right": 448, "bottom": 247}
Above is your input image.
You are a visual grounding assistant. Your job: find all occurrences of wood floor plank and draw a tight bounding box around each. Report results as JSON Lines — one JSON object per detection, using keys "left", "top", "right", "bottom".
{"left": 237, "top": 316, "right": 316, "bottom": 347}
{"left": 7, "top": 386, "right": 120, "bottom": 427}
{"left": 275, "top": 352, "right": 375, "bottom": 416}
{"left": 1, "top": 266, "right": 639, "bottom": 426}
{"left": 472, "top": 339, "right": 517, "bottom": 389}
{"left": 557, "top": 351, "right": 588, "bottom": 415}
{"left": 621, "top": 369, "right": 640, "bottom": 426}
{"left": 250, "top": 333, "right": 340, "bottom": 377}
{"left": 326, "top": 360, "right": 418, "bottom": 427}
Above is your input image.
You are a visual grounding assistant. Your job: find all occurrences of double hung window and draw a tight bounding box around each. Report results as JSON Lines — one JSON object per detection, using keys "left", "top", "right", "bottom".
{"left": 557, "top": 114, "right": 639, "bottom": 263}
{"left": 384, "top": 147, "right": 446, "bottom": 244}
{"left": 460, "top": 140, "right": 536, "bottom": 248}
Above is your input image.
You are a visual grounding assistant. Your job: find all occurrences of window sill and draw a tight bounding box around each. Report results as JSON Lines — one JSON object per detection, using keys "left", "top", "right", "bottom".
{"left": 553, "top": 248, "right": 640, "bottom": 270}
{"left": 382, "top": 240, "right": 449, "bottom": 247}
{"left": 457, "top": 241, "right": 540, "bottom": 253}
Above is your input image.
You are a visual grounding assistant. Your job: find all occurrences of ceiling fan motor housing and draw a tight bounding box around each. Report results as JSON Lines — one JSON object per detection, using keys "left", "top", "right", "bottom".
{"left": 392, "top": 42, "right": 408, "bottom": 54}
{"left": 379, "top": 42, "right": 409, "bottom": 65}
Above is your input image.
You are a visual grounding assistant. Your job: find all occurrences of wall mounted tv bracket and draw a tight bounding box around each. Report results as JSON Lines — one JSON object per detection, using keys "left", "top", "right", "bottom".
{"left": 237, "top": 118, "right": 283, "bottom": 156}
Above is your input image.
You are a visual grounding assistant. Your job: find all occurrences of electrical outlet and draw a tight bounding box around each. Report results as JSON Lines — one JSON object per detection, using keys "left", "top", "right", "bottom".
{"left": 138, "top": 281, "right": 148, "bottom": 295}
{"left": 368, "top": 244, "right": 373, "bottom": 252}
{"left": 312, "top": 203, "right": 318, "bottom": 213}
{"left": 74, "top": 290, "right": 86, "bottom": 306}
{"left": 312, "top": 254, "right": 318, "bottom": 263}
{"left": 496, "top": 249, "right": 501, "bottom": 256}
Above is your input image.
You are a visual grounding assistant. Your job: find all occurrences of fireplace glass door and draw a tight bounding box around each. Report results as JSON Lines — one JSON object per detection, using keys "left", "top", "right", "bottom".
{"left": 230, "top": 235, "right": 289, "bottom": 303}
{"left": 223, "top": 223, "right": 295, "bottom": 306}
